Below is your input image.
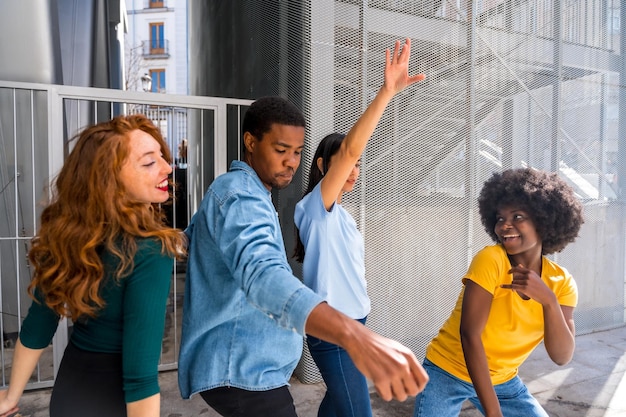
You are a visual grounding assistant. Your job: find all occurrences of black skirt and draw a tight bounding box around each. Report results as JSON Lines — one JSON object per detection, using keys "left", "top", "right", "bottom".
{"left": 49, "top": 341, "right": 127, "bottom": 417}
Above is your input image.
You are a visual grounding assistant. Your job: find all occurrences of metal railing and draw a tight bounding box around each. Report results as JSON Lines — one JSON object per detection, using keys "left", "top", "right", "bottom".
{"left": 142, "top": 39, "right": 170, "bottom": 58}
{"left": 0, "top": 80, "right": 252, "bottom": 388}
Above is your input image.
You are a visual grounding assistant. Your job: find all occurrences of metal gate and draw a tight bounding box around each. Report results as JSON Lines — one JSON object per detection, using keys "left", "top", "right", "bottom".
{"left": 0, "top": 79, "right": 252, "bottom": 389}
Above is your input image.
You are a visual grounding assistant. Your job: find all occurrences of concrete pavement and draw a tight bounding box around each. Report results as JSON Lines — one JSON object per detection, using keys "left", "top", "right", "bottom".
{"left": 9, "top": 325, "right": 626, "bottom": 416}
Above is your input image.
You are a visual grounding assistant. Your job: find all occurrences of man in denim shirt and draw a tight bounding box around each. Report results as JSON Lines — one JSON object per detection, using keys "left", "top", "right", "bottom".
{"left": 179, "top": 95, "right": 428, "bottom": 417}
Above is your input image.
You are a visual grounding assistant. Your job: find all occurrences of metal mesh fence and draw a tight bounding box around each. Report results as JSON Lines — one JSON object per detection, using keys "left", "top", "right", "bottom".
{"left": 294, "top": 0, "right": 625, "bottom": 382}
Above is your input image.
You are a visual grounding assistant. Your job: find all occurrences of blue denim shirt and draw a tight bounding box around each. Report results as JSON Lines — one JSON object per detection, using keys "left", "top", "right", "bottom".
{"left": 178, "top": 160, "right": 323, "bottom": 398}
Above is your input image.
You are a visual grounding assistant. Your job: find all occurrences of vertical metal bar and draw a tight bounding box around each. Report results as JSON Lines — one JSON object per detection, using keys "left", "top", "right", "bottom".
{"left": 49, "top": 87, "right": 68, "bottom": 378}
{"left": 30, "top": 90, "right": 38, "bottom": 381}
{"left": 466, "top": 1, "right": 478, "bottom": 265}
{"left": 168, "top": 106, "right": 174, "bottom": 151}
{"left": 26, "top": 91, "right": 42, "bottom": 383}
{"left": 579, "top": 0, "right": 596, "bottom": 46}
{"left": 620, "top": 0, "right": 626, "bottom": 327}
{"left": 200, "top": 108, "right": 206, "bottom": 198}
{"left": 599, "top": 73, "right": 608, "bottom": 199}
{"left": 599, "top": 0, "right": 609, "bottom": 199}
{"left": 215, "top": 101, "right": 227, "bottom": 177}
{"left": 359, "top": 0, "right": 368, "bottom": 237}
{"left": 0, "top": 88, "right": 18, "bottom": 386}
{"left": 172, "top": 111, "right": 178, "bottom": 230}
{"left": 12, "top": 88, "right": 18, "bottom": 252}
{"left": 30, "top": 90, "right": 37, "bottom": 245}
{"left": 237, "top": 106, "right": 242, "bottom": 159}
{"left": 502, "top": 0, "right": 514, "bottom": 170}
{"left": 76, "top": 98, "right": 80, "bottom": 141}
{"left": 551, "top": 0, "right": 562, "bottom": 172}
{"left": 617, "top": 0, "right": 626, "bottom": 200}
{"left": 527, "top": 96, "right": 533, "bottom": 166}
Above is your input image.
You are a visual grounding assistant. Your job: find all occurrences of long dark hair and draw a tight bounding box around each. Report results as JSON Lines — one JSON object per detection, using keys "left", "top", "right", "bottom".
{"left": 293, "top": 133, "right": 345, "bottom": 263}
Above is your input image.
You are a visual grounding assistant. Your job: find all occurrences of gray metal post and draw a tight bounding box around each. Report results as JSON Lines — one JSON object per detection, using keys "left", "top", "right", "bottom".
{"left": 599, "top": 1, "right": 608, "bottom": 199}
{"left": 618, "top": 2, "right": 626, "bottom": 200}
{"left": 551, "top": 0, "right": 563, "bottom": 172}
{"left": 359, "top": 0, "right": 368, "bottom": 238}
{"left": 466, "top": 1, "right": 478, "bottom": 265}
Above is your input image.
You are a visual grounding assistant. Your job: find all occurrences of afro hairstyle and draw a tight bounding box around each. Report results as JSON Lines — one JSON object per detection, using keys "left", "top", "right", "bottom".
{"left": 478, "top": 168, "right": 584, "bottom": 255}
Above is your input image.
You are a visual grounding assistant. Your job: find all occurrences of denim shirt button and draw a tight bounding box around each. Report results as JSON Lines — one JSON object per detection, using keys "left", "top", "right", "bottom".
{"left": 268, "top": 313, "right": 274, "bottom": 319}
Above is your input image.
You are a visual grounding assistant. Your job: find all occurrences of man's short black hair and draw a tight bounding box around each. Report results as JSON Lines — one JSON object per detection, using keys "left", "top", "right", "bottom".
{"left": 242, "top": 96, "right": 306, "bottom": 141}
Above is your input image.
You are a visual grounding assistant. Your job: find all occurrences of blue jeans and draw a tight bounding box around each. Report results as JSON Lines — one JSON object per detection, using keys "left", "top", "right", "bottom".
{"left": 413, "top": 359, "right": 548, "bottom": 417}
{"left": 307, "top": 317, "right": 372, "bottom": 417}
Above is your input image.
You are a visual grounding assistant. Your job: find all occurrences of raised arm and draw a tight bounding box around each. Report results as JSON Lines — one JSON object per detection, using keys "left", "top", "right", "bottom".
{"left": 319, "top": 38, "right": 425, "bottom": 209}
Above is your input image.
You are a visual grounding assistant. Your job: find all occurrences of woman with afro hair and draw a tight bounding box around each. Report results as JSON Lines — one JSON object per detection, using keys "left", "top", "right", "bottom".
{"left": 413, "top": 168, "right": 584, "bottom": 417}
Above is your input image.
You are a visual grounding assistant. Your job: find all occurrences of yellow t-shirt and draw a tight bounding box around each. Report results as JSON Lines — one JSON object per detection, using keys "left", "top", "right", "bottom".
{"left": 426, "top": 244, "right": 577, "bottom": 385}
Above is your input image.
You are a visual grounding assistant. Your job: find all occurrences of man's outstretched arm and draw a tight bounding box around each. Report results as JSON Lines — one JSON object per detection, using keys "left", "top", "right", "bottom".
{"left": 305, "top": 302, "right": 429, "bottom": 401}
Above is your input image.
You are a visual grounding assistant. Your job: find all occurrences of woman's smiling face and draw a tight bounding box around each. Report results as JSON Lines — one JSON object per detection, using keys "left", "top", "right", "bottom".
{"left": 494, "top": 206, "right": 542, "bottom": 256}
{"left": 119, "top": 129, "right": 172, "bottom": 204}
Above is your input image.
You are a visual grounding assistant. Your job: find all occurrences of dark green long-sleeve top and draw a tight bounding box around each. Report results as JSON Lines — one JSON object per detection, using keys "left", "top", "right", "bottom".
{"left": 19, "top": 238, "right": 174, "bottom": 403}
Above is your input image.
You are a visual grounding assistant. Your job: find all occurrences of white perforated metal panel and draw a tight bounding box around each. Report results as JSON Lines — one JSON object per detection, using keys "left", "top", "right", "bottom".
{"left": 294, "top": 0, "right": 625, "bottom": 383}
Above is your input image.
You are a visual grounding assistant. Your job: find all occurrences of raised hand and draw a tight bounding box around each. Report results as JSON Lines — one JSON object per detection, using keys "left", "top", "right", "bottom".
{"left": 318, "top": 37, "right": 426, "bottom": 209}
{"left": 383, "top": 38, "right": 426, "bottom": 95}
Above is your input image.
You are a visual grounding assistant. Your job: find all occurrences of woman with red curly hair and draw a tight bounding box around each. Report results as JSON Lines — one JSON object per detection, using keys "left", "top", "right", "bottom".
{"left": 0, "top": 115, "right": 186, "bottom": 417}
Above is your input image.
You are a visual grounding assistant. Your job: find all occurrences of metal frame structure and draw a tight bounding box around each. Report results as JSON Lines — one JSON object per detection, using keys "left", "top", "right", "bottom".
{"left": 0, "top": 79, "right": 252, "bottom": 389}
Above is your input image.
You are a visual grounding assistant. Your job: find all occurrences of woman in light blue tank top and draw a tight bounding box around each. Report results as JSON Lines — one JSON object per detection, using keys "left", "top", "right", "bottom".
{"left": 294, "top": 38, "right": 426, "bottom": 417}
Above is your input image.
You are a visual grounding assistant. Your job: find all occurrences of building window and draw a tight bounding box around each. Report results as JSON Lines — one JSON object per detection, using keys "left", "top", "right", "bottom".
{"left": 150, "top": 23, "right": 165, "bottom": 54}
{"left": 150, "top": 69, "right": 166, "bottom": 93}
{"left": 150, "top": 0, "right": 165, "bottom": 8}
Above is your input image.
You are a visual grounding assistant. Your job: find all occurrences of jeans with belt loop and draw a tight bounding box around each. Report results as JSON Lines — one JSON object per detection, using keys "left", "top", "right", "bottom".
{"left": 306, "top": 317, "right": 372, "bottom": 417}
{"left": 413, "top": 358, "right": 549, "bottom": 417}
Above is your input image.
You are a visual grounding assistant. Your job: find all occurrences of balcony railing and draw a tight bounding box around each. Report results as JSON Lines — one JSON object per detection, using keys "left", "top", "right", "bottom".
{"left": 142, "top": 39, "right": 170, "bottom": 58}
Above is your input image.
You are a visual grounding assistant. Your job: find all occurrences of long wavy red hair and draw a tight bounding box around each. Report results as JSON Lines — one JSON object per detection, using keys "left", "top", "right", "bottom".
{"left": 28, "top": 114, "right": 187, "bottom": 319}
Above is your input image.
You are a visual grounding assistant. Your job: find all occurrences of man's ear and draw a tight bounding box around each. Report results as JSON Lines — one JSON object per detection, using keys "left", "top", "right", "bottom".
{"left": 243, "top": 131, "right": 256, "bottom": 154}
{"left": 316, "top": 157, "right": 324, "bottom": 175}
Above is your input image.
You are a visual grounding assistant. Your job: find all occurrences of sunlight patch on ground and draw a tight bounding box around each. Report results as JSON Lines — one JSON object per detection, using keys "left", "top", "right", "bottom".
{"left": 605, "top": 352, "right": 626, "bottom": 416}
{"left": 526, "top": 367, "right": 574, "bottom": 393}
